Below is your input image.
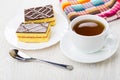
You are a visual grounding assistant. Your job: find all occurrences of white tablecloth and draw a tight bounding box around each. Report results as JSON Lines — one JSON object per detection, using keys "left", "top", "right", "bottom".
{"left": 1, "top": 0, "right": 120, "bottom": 80}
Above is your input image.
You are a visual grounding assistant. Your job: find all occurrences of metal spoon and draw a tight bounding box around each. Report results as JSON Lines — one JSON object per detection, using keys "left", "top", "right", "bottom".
{"left": 9, "top": 49, "right": 73, "bottom": 71}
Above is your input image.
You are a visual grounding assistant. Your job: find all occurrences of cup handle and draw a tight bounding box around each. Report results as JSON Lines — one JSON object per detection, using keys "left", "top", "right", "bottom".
{"left": 104, "top": 32, "right": 113, "bottom": 46}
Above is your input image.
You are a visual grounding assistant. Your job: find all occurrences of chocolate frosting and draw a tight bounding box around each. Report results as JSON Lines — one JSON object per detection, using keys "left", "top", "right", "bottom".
{"left": 25, "top": 5, "right": 54, "bottom": 21}
{"left": 16, "top": 23, "right": 49, "bottom": 33}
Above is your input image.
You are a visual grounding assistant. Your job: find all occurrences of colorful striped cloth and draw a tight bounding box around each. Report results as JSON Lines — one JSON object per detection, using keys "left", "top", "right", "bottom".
{"left": 64, "top": 0, "right": 115, "bottom": 15}
{"left": 62, "top": 0, "right": 111, "bottom": 11}
{"left": 60, "top": 0, "right": 120, "bottom": 22}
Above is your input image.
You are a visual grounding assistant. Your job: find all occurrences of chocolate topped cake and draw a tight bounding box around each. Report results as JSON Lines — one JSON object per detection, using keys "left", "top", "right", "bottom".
{"left": 25, "top": 5, "right": 54, "bottom": 20}
{"left": 24, "top": 5, "right": 56, "bottom": 26}
{"left": 16, "top": 22, "right": 51, "bottom": 43}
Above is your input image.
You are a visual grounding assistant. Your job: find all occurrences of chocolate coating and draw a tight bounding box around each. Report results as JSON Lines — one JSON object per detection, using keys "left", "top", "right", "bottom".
{"left": 25, "top": 5, "right": 54, "bottom": 21}
{"left": 16, "top": 22, "right": 49, "bottom": 33}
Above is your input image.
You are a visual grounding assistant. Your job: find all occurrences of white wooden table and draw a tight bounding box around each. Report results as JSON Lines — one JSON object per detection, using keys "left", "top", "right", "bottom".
{"left": 1, "top": 0, "right": 120, "bottom": 80}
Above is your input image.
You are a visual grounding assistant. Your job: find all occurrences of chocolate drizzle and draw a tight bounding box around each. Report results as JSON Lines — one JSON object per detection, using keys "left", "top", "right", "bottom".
{"left": 25, "top": 5, "right": 54, "bottom": 21}
{"left": 16, "top": 23, "right": 49, "bottom": 33}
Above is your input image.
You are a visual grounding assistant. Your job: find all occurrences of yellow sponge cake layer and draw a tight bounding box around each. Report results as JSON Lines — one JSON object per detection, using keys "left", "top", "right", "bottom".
{"left": 17, "top": 30, "right": 51, "bottom": 43}
{"left": 18, "top": 37, "right": 49, "bottom": 43}
{"left": 49, "top": 21, "right": 56, "bottom": 26}
{"left": 25, "top": 19, "right": 56, "bottom": 26}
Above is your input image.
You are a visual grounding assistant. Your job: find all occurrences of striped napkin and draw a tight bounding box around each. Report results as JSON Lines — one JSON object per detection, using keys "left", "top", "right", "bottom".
{"left": 60, "top": 0, "right": 120, "bottom": 22}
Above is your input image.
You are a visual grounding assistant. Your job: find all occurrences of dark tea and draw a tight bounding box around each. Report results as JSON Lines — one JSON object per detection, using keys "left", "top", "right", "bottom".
{"left": 72, "top": 20, "right": 105, "bottom": 36}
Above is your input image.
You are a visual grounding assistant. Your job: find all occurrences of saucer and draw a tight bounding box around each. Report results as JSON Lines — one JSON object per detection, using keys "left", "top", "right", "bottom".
{"left": 60, "top": 31, "right": 119, "bottom": 63}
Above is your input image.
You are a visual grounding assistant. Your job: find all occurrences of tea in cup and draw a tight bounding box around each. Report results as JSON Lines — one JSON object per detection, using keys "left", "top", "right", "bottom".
{"left": 70, "top": 15, "right": 109, "bottom": 53}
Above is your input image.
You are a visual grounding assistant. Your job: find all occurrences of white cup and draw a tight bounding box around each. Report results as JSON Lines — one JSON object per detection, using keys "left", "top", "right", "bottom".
{"left": 70, "top": 15, "right": 109, "bottom": 53}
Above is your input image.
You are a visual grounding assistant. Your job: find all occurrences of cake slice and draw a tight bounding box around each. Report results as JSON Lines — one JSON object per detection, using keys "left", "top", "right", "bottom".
{"left": 16, "top": 22, "right": 51, "bottom": 43}
{"left": 24, "top": 5, "right": 56, "bottom": 26}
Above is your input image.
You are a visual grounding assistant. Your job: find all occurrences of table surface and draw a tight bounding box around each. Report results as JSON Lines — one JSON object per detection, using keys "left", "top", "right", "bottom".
{"left": 1, "top": 0, "right": 120, "bottom": 80}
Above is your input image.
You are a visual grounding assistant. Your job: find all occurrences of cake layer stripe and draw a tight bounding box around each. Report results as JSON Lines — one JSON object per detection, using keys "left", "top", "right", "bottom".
{"left": 25, "top": 17, "right": 55, "bottom": 26}
{"left": 17, "top": 35, "right": 50, "bottom": 42}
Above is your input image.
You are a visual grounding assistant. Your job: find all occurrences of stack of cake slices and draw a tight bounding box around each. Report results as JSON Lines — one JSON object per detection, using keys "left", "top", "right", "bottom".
{"left": 16, "top": 5, "right": 56, "bottom": 43}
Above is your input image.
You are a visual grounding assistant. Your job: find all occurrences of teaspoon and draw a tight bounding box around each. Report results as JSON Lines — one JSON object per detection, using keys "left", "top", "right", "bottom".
{"left": 9, "top": 49, "right": 73, "bottom": 71}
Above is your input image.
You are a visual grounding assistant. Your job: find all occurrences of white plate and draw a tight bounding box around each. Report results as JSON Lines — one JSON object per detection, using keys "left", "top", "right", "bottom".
{"left": 60, "top": 31, "right": 119, "bottom": 63}
{"left": 4, "top": 11, "right": 68, "bottom": 50}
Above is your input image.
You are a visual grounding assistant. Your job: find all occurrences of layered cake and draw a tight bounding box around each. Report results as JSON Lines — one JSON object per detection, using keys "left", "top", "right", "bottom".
{"left": 16, "top": 22, "right": 51, "bottom": 43}
{"left": 24, "top": 5, "right": 56, "bottom": 26}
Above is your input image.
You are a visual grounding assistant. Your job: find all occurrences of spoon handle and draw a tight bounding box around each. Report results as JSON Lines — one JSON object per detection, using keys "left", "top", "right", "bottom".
{"left": 31, "top": 58, "right": 73, "bottom": 70}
